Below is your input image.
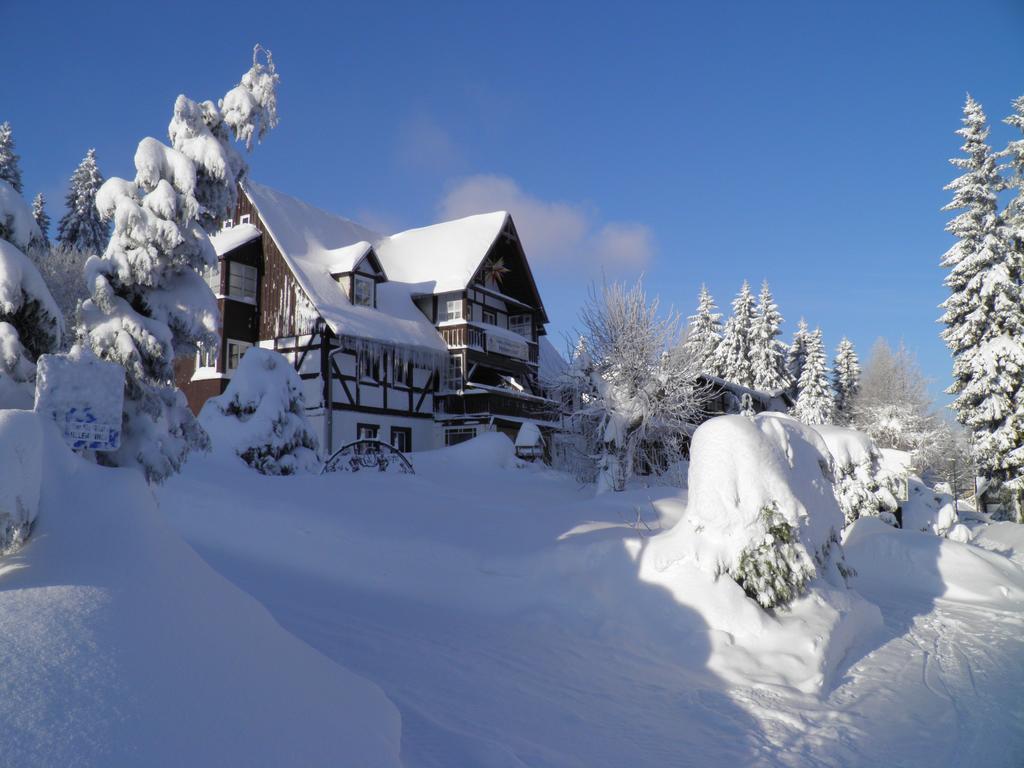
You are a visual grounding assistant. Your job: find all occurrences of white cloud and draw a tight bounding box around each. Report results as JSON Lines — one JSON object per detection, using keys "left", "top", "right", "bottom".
{"left": 395, "top": 114, "right": 461, "bottom": 172}
{"left": 438, "top": 174, "right": 654, "bottom": 273}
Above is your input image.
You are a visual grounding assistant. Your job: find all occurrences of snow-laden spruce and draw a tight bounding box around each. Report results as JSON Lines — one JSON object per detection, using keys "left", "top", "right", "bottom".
{"left": 813, "top": 425, "right": 899, "bottom": 527}
{"left": 566, "top": 279, "right": 705, "bottom": 492}
{"left": 56, "top": 148, "right": 110, "bottom": 255}
{"left": 750, "top": 279, "right": 788, "bottom": 392}
{"left": 786, "top": 317, "right": 810, "bottom": 399}
{"left": 793, "top": 328, "right": 833, "bottom": 425}
{"left": 714, "top": 280, "right": 756, "bottom": 388}
{"left": 79, "top": 46, "right": 279, "bottom": 483}
{"left": 831, "top": 337, "right": 860, "bottom": 425}
{"left": 200, "top": 348, "right": 319, "bottom": 475}
{"left": 683, "top": 284, "right": 722, "bottom": 375}
{"left": 31, "top": 193, "right": 49, "bottom": 247}
{"left": 940, "top": 96, "right": 1024, "bottom": 518}
{"left": 0, "top": 180, "right": 63, "bottom": 407}
{"left": 0, "top": 122, "right": 23, "bottom": 195}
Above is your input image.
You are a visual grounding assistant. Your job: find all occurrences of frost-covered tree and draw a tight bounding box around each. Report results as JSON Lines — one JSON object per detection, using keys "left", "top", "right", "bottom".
{"left": 831, "top": 338, "right": 860, "bottom": 424}
{"left": 940, "top": 95, "right": 1024, "bottom": 517}
{"left": 57, "top": 149, "right": 110, "bottom": 255}
{"left": 0, "top": 181, "right": 63, "bottom": 407}
{"left": 0, "top": 122, "right": 23, "bottom": 195}
{"left": 30, "top": 244, "right": 89, "bottom": 348}
{"left": 786, "top": 318, "right": 810, "bottom": 399}
{"left": 792, "top": 329, "right": 833, "bottom": 425}
{"left": 683, "top": 284, "right": 722, "bottom": 375}
{"left": 568, "top": 279, "right": 707, "bottom": 492}
{"left": 714, "top": 280, "right": 756, "bottom": 388}
{"left": 851, "top": 339, "right": 943, "bottom": 470}
{"left": 79, "top": 45, "right": 279, "bottom": 483}
{"left": 199, "top": 348, "right": 319, "bottom": 475}
{"left": 750, "top": 280, "right": 788, "bottom": 392}
{"left": 31, "top": 193, "right": 49, "bottom": 247}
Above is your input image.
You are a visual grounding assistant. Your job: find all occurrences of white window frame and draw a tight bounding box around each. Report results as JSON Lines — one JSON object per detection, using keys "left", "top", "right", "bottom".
{"left": 239, "top": 214, "right": 251, "bottom": 225}
{"left": 443, "top": 298, "right": 463, "bottom": 321}
{"left": 228, "top": 262, "right": 258, "bottom": 301}
{"left": 353, "top": 275, "right": 375, "bottom": 308}
{"left": 482, "top": 308, "right": 497, "bottom": 326}
{"left": 509, "top": 314, "right": 532, "bottom": 339}
{"left": 195, "top": 342, "right": 218, "bottom": 369}
{"left": 445, "top": 426, "right": 476, "bottom": 446}
{"left": 443, "top": 354, "right": 464, "bottom": 391}
{"left": 226, "top": 339, "right": 252, "bottom": 371}
{"left": 203, "top": 263, "right": 221, "bottom": 294}
{"left": 222, "top": 219, "right": 234, "bottom": 230}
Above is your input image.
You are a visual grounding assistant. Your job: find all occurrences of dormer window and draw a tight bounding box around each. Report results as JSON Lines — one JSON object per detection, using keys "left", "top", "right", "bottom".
{"left": 353, "top": 275, "right": 375, "bottom": 307}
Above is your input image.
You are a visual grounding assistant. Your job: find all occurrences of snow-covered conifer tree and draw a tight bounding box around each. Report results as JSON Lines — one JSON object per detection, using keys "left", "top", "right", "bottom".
{"left": 940, "top": 95, "right": 1024, "bottom": 518}
{"left": 786, "top": 318, "right": 810, "bottom": 398}
{"left": 831, "top": 338, "right": 860, "bottom": 424}
{"left": 31, "top": 193, "right": 49, "bottom": 247}
{"left": 57, "top": 149, "right": 110, "bottom": 255}
{"left": 79, "top": 45, "right": 279, "bottom": 483}
{"left": 792, "top": 329, "right": 833, "bottom": 425}
{"left": 683, "top": 284, "right": 722, "bottom": 375}
{"left": 0, "top": 180, "right": 63, "bottom": 406}
{"left": 750, "top": 279, "right": 788, "bottom": 392}
{"left": 714, "top": 280, "right": 756, "bottom": 388}
{"left": 0, "top": 123, "right": 23, "bottom": 194}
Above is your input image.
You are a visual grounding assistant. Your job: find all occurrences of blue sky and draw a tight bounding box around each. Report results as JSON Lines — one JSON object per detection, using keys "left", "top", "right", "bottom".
{"left": 4, "top": 0, "right": 1024, "bottom": 401}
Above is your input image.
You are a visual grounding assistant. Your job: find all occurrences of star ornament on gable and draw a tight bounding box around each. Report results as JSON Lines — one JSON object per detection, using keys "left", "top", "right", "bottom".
{"left": 482, "top": 256, "right": 510, "bottom": 288}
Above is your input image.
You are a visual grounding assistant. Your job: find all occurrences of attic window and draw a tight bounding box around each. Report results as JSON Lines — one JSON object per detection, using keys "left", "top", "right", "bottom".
{"left": 353, "top": 275, "right": 375, "bottom": 308}
{"left": 239, "top": 214, "right": 251, "bottom": 225}
{"left": 222, "top": 219, "right": 233, "bottom": 230}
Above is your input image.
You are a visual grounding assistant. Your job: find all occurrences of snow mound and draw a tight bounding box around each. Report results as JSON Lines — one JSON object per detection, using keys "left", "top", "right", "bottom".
{"left": 970, "top": 521, "right": 1024, "bottom": 566}
{"left": 200, "top": 347, "right": 319, "bottom": 475}
{"left": 0, "top": 410, "right": 42, "bottom": 553}
{"left": 414, "top": 432, "right": 517, "bottom": 475}
{"left": 813, "top": 424, "right": 899, "bottom": 527}
{"left": 901, "top": 479, "right": 958, "bottom": 536}
{"left": 640, "top": 413, "right": 881, "bottom": 694}
{"left": 0, "top": 412, "right": 400, "bottom": 766}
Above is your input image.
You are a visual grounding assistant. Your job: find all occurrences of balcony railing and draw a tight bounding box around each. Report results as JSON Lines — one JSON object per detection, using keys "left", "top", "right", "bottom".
{"left": 439, "top": 323, "right": 537, "bottom": 363}
{"left": 435, "top": 391, "right": 556, "bottom": 422}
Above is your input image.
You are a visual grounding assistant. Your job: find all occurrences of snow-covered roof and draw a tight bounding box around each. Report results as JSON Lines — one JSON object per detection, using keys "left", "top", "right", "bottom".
{"left": 241, "top": 181, "right": 446, "bottom": 355}
{"left": 210, "top": 222, "right": 261, "bottom": 257}
{"left": 538, "top": 337, "right": 568, "bottom": 385}
{"left": 374, "top": 211, "right": 509, "bottom": 294}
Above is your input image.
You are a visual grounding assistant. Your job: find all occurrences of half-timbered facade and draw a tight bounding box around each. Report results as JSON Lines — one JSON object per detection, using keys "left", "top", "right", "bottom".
{"left": 175, "top": 181, "right": 561, "bottom": 455}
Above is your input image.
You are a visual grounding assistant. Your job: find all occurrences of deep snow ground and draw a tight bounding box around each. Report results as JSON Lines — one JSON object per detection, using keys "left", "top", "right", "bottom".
{"left": 159, "top": 439, "right": 1024, "bottom": 768}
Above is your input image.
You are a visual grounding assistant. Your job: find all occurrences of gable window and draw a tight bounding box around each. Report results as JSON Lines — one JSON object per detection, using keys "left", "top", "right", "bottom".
{"left": 221, "top": 219, "right": 233, "bottom": 230}
{"left": 443, "top": 298, "right": 463, "bottom": 321}
{"left": 226, "top": 339, "right": 252, "bottom": 371}
{"left": 228, "top": 262, "right": 258, "bottom": 301}
{"left": 239, "top": 214, "right": 251, "bottom": 225}
{"left": 509, "top": 315, "right": 532, "bottom": 339}
{"left": 482, "top": 308, "right": 496, "bottom": 326}
{"left": 353, "top": 275, "right": 375, "bottom": 307}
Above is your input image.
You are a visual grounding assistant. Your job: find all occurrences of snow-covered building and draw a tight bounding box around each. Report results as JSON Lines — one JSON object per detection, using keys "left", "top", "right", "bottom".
{"left": 174, "top": 181, "right": 561, "bottom": 454}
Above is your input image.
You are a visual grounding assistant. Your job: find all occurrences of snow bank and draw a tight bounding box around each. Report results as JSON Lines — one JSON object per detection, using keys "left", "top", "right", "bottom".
{"left": 199, "top": 347, "right": 319, "bottom": 474}
{"left": 413, "top": 432, "right": 517, "bottom": 476}
{"left": 640, "top": 413, "right": 881, "bottom": 694}
{"left": 0, "top": 413, "right": 400, "bottom": 766}
{"left": 0, "top": 410, "right": 42, "bottom": 553}
{"left": 970, "top": 521, "right": 1024, "bottom": 566}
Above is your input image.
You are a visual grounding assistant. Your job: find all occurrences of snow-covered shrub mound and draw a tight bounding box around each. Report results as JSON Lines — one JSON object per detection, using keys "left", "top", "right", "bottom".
{"left": 875, "top": 448, "right": 959, "bottom": 537}
{"left": 640, "top": 413, "right": 881, "bottom": 694}
{"left": 200, "top": 348, "right": 319, "bottom": 475}
{"left": 671, "top": 414, "right": 849, "bottom": 608}
{"left": 0, "top": 409, "right": 43, "bottom": 554}
{"left": 414, "top": 432, "right": 516, "bottom": 477}
{"left": 813, "top": 425, "right": 899, "bottom": 527}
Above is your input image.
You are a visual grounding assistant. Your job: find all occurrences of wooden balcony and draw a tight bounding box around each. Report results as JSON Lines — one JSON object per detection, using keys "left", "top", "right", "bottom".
{"left": 435, "top": 390, "right": 557, "bottom": 423}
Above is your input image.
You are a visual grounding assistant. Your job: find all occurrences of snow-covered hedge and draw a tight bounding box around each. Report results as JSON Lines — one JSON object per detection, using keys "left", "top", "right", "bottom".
{"left": 0, "top": 410, "right": 44, "bottom": 554}
{"left": 665, "top": 413, "right": 850, "bottom": 609}
{"left": 813, "top": 425, "right": 900, "bottom": 527}
{"left": 200, "top": 348, "right": 319, "bottom": 475}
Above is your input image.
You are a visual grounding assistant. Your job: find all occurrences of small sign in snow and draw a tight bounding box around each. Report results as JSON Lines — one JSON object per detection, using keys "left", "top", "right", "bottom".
{"left": 34, "top": 352, "right": 125, "bottom": 452}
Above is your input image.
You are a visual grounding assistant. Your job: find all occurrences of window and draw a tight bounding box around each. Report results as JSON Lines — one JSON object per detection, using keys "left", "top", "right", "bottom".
{"left": 391, "top": 427, "right": 411, "bottom": 453}
{"left": 509, "top": 315, "right": 532, "bottom": 339}
{"left": 445, "top": 427, "right": 476, "bottom": 447}
{"left": 222, "top": 219, "right": 233, "bottom": 230}
{"left": 392, "top": 355, "right": 408, "bottom": 386}
{"left": 226, "top": 340, "right": 251, "bottom": 371}
{"left": 203, "top": 263, "right": 221, "bottom": 294}
{"left": 359, "top": 353, "right": 378, "bottom": 381}
{"left": 239, "top": 214, "right": 251, "bottom": 224}
{"left": 353, "top": 275, "right": 375, "bottom": 307}
{"left": 357, "top": 423, "right": 379, "bottom": 441}
{"left": 482, "top": 309, "right": 496, "bottom": 326}
{"left": 228, "top": 262, "right": 258, "bottom": 301}
{"left": 443, "top": 354, "right": 463, "bottom": 391}
{"left": 443, "top": 298, "right": 463, "bottom": 321}
{"left": 195, "top": 342, "right": 218, "bottom": 369}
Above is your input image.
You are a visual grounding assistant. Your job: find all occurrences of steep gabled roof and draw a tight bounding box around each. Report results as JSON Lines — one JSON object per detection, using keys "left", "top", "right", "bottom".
{"left": 374, "top": 211, "right": 510, "bottom": 293}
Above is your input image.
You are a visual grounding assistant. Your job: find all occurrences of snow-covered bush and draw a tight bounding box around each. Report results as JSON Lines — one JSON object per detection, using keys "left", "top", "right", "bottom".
{"left": 0, "top": 410, "right": 44, "bottom": 555}
{"left": 200, "top": 348, "right": 319, "bottom": 475}
{"left": 665, "top": 413, "right": 850, "bottom": 609}
{"left": 79, "top": 46, "right": 279, "bottom": 483}
{"left": 813, "top": 425, "right": 899, "bottom": 527}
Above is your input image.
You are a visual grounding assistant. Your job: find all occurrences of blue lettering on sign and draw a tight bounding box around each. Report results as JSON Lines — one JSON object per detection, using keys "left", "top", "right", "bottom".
{"left": 63, "top": 407, "right": 120, "bottom": 451}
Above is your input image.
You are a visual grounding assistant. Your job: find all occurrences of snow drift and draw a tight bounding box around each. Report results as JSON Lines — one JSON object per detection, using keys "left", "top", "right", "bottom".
{"left": 0, "top": 411, "right": 400, "bottom": 766}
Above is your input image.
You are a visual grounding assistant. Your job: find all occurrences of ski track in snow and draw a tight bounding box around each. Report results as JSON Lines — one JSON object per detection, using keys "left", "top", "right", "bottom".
{"left": 160, "top": 456, "right": 1024, "bottom": 767}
